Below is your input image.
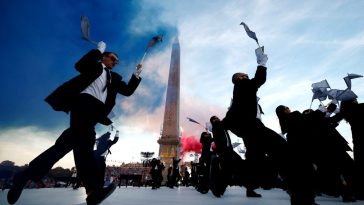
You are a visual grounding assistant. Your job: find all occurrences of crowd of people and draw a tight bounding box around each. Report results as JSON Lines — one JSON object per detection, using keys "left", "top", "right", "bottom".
{"left": 190, "top": 47, "right": 363, "bottom": 205}
{"left": 4, "top": 36, "right": 363, "bottom": 205}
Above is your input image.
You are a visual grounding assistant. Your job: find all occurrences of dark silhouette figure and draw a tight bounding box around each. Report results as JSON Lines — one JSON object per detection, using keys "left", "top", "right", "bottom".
{"left": 276, "top": 105, "right": 317, "bottom": 205}
{"left": 340, "top": 99, "right": 364, "bottom": 200}
{"left": 167, "top": 158, "right": 181, "bottom": 188}
{"left": 222, "top": 48, "right": 289, "bottom": 197}
{"left": 67, "top": 167, "right": 81, "bottom": 190}
{"left": 167, "top": 167, "right": 173, "bottom": 188}
{"left": 190, "top": 162, "right": 198, "bottom": 188}
{"left": 305, "top": 108, "right": 355, "bottom": 202}
{"left": 209, "top": 116, "right": 248, "bottom": 197}
{"left": 196, "top": 131, "right": 213, "bottom": 194}
{"left": 199, "top": 132, "right": 213, "bottom": 171}
{"left": 182, "top": 169, "right": 190, "bottom": 187}
{"left": 150, "top": 158, "right": 164, "bottom": 189}
{"left": 94, "top": 131, "right": 119, "bottom": 188}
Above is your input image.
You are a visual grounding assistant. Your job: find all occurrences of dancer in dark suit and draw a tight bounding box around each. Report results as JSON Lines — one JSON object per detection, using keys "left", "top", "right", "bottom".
{"left": 340, "top": 99, "right": 364, "bottom": 200}
{"left": 276, "top": 105, "right": 317, "bottom": 205}
{"left": 8, "top": 41, "right": 142, "bottom": 205}
{"left": 94, "top": 131, "right": 119, "bottom": 188}
{"left": 210, "top": 116, "right": 248, "bottom": 197}
{"left": 196, "top": 131, "right": 213, "bottom": 193}
{"left": 305, "top": 108, "right": 355, "bottom": 202}
{"left": 222, "top": 47, "right": 288, "bottom": 197}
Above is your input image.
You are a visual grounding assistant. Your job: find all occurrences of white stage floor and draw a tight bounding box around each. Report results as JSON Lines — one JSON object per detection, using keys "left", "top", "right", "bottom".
{"left": 0, "top": 186, "right": 362, "bottom": 205}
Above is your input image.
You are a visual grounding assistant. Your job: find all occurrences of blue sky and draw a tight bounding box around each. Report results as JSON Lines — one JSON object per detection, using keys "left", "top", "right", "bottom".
{"left": 1, "top": 0, "right": 364, "bottom": 168}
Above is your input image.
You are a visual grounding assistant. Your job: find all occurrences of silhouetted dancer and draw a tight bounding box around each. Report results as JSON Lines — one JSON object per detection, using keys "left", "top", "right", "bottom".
{"left": 150, "top": 158, "right": 164, "bottom": 189}
{"left": 94, "top": 130, "right": 119, "bottom": 187}
{"left": 340, "top": 99, "right": 364, "bottom": 200}
{"left": 210, "top": 115, "right": 248, "bottom": 197}
{"left": 195, "top": 131, "right": 213, "bottom": 193}
{"left": 167, "top": 158, "right": 181, "bottom": 188}
{"left": 222, "top": 47, "right": 288, "bottom": 197}
{"left": 306, "top": 107, "right": 355, "bottom": 202}
{"left": 276, "top": 105, "right": 318, "bottom": 205}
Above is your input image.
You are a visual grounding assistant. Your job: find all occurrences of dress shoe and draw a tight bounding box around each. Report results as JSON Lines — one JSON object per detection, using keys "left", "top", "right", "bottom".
{"left": 246, "top": 189, "right": 262, "bottom": 197}
{"left": 7, "top": 170, "right": 29, "bottom": 204}
{"left": 86, "top": 183, "right": 116, "bottom": 205}
{"left": 342, "top": 195, "right": 356, "bottom": 202}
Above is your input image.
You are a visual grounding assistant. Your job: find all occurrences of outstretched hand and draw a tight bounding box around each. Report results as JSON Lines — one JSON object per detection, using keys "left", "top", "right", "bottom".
{"left": 255, "top": 46, "right": 268, "bottom": 66}
{"left": 134, "top": 63, "right": 143, "bottom": 77}
{"left": 97, "top": 41, "right": 106, "bottom": 53}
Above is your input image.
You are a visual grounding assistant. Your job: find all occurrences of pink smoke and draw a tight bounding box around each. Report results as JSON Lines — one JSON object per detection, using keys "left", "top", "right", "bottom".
{"left": 179, "top": 132, "right": 202, "bottom": 156}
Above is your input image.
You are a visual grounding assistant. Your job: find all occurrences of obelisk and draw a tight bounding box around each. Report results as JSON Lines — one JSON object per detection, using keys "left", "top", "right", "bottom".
{"left": 158, "top": 37, "right": 180, "bottom": 176}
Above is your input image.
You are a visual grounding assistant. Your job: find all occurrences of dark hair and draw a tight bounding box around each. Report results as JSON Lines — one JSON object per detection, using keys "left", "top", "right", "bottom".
{"left": 302, "top": 109, "right": 313, "bottom": 115}
{"left": 275, "top": 105, "right": 287, "bottom": 119}
{"left": 200, "top": 131, "right": 212, "bottom": 144}
{"left": 232, "top": 73, "right": 239, "bottom": 84}
{"left": 275, "top": 105, "right": 289, "bottom": 134}
{"left": 232, "top": 72, "right": 248, "bottom": 84}
{"left": 327, "top": 103, "right": 337, "bottom": 112}
{"left": 209, "top": 115, "right": 219, "bottom": 123}
{"left": 102, "top": 52, "right": 118, "bottom": 58}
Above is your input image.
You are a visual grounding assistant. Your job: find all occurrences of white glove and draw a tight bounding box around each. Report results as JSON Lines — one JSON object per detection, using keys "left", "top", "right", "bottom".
{"left": 134, "top": 64, "right": 143, "bottom": 77}
{"left": 115, "top": 130, "right": 119, "bottom": 138}
{"left": 255, "top": 46, "right": 268, "bottom": 66}
{"left": 97, "top": 41, "right": 106, "bottom": 53}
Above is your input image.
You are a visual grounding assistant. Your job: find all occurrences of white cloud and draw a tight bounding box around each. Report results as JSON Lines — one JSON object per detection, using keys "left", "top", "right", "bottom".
{"left": 3, "top": 0, "right": 363, "bottom": 167}
{"left": 0, "top": 126, "right": 75, "bottom": 169}
{"left": 119, "top": 0, "right": 363, "bottom": 157}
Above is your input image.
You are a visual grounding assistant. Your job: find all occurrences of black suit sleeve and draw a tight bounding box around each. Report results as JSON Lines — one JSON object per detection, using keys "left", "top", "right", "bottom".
{"left": 251, "top": 65, "right": 267, "bottom": 88}
{"left": 114, "top": 74, "right": 141, "bottom": 96}
{"left": 74, "top": 49, "right": 102, "bottom": 74}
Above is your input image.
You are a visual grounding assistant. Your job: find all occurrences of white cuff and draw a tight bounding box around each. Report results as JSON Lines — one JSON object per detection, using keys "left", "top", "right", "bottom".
{"left": 133, "top": 72, "right": 140, "bottom": 79}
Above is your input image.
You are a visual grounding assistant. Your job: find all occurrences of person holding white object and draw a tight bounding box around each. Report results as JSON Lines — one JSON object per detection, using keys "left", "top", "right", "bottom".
{"left": 8, "top": 41, "right": 142, "bottom": 205}
{"left": 223, "top": 47, "right": 288, "bottom": 198}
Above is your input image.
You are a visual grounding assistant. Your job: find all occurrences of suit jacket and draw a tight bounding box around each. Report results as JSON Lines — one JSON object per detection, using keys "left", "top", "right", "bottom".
{"left": 211, "top": 120, "right": 233, "bottom": 157}
{"left": 95, "top": 133, "right": 119, "bottom": 157}
{"left": 45, "top": 49, "right": 141, "bottom": 125}
{"left": 343, "top": 103, "right": 364, "bottom": 146}
{"left": 224, "top": 65, "right": 266, "bottom": 128}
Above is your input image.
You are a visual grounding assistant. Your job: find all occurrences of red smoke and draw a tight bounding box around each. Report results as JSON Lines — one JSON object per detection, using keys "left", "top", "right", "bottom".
{"left": 179, "top": 132, "right": 202, "bottom": 156}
